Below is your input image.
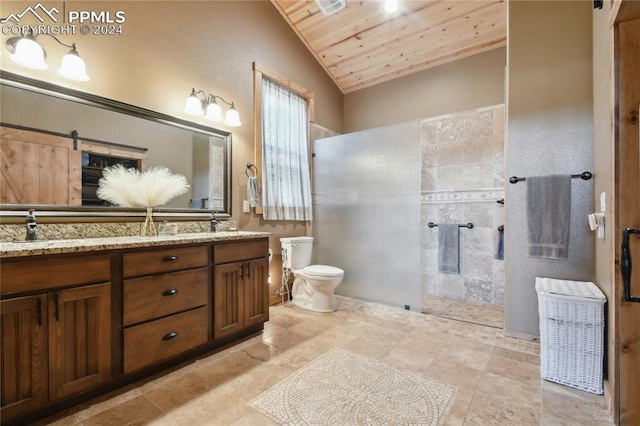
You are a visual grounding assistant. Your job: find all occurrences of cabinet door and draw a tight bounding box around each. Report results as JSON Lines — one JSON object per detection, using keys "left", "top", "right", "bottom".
{"left": 48, "top": 283, "right": 111, "bottom": 401}
{"left": 244, "top": 259, "right": 269, "bottom": 328}
{"left": 0, "top": 296, "right": 48, "bottom": 421}
{"left": 213, "top": 263, "right": 244, "bottom": 340}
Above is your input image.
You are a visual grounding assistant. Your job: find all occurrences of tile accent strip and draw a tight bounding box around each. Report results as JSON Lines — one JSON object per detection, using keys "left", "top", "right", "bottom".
{"left": 421, "top": 188, "right": 505, "bottom": 204}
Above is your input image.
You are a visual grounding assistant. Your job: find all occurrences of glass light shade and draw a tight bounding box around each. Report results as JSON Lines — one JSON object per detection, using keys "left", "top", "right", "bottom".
{"left": 10, "top": 37, "right": 47, "bottom": 70}
{"left": 205, "top": 101, "right": 223, "bottom": 122}
{"left": 57, "top": 50, "right": 89, "bottom": 81}
{"left": 184, "top": 92, "right": 204, "bottom": 116}
{"left": 224, "top": 107, "right": 242, "bottom": 127}
{"left": 384, "top": 0, "right": 398, "bottom": 13}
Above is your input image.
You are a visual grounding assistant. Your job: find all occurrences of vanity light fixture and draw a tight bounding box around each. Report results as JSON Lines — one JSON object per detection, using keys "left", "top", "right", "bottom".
{"left": 6, "top": 29, "right": 90, "bottom": 82}
{"left": 184, "top": 88, "right": 242, "bottom": 127}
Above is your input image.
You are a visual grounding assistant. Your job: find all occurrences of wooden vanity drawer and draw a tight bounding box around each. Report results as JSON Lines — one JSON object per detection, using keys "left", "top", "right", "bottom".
{"left": 1, "top": 254, "right": 111, "bottom": 296}
{"left": 123, "top": 307, "right": 208, "bottom": 374}
{"left": 123, "top": 268, "right": 208, "bottom": 326}
{"left": 213, "top": 239, "right": 268, "bottom": 264}
{"left": 123, "top": 245, "right": 208, "bottom": 277}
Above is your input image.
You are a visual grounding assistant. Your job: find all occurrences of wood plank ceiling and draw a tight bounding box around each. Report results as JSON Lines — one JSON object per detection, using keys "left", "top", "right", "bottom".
{"left": 270, "top": 0, "right": 506, "bottom": 93}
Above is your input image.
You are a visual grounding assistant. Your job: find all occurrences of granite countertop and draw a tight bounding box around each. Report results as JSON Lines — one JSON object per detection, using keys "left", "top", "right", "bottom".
{"left": 0, "top": 231, "right": 271, "bottom": 258}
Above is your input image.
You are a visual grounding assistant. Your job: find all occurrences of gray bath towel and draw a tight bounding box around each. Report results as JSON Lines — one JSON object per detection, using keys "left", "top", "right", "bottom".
{"left": 495, "top": 227, "right": 504, "bottom": 260}
{"left": 438, "top": 224, "right": 460, "bottom": 274}
{"left": 247, "top": 176, "right": 260, "bottom": 207}
{"left": 526, "top": 175, "right": 571, "bottom": 260}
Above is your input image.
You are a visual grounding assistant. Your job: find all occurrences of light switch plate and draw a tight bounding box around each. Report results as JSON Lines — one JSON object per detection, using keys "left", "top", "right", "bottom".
{"left": 243, "top": 200, "right": 250, "bottom": 213}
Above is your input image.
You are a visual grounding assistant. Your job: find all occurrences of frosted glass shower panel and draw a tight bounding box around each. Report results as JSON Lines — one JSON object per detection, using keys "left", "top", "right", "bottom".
{"left": 312, "top": 121, "right": 422, "bottom": 310}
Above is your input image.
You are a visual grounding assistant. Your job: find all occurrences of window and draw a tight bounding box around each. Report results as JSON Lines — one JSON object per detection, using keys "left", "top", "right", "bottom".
{"left": 253, "top": 63, "right": 315, "bottom": 221}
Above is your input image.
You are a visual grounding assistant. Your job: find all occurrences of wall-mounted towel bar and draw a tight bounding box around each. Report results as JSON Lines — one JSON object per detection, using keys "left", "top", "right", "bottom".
{"left": 245, "top": 162, "right": 258, "bottom": 178}
{"left": 509, "top": 171, "right": 592, "bottom": 184}
{"left": 428, "top": 222, "right": 474, "bottom": 229}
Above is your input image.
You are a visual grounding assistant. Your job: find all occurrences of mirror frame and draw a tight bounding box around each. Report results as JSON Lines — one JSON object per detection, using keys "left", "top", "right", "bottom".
{"left": 0, "top": 70, "right": 233, "bottom": 223}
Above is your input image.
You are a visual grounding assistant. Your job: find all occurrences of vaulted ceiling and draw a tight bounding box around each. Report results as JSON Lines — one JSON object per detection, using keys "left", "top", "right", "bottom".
{"left": 270, "top": 0, "right": 507, "bottom": 93}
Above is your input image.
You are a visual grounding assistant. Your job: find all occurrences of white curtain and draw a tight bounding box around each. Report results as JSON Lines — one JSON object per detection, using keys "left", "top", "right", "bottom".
{"left": 261, "top": 78, "right": 313, "bottom": 221}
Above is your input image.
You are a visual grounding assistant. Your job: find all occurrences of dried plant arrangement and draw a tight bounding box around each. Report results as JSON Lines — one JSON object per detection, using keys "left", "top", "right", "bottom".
{"left": 97, "top": 165, "right": 190, "bottom": 236}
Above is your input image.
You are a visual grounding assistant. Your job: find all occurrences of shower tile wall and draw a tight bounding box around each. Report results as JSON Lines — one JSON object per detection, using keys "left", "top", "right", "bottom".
{"left": 421, "top": 105, "right": 505, "bottom": 306}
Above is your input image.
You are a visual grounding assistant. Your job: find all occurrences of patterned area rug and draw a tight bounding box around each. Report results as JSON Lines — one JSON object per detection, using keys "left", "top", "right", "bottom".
{"left": 248, "top": 347, "right": 456, "bottom": 425}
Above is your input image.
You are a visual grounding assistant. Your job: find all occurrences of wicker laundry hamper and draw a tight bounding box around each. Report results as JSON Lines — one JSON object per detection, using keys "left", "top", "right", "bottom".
{"left": 535, "top": 277, "right": 606, "bottom": 394}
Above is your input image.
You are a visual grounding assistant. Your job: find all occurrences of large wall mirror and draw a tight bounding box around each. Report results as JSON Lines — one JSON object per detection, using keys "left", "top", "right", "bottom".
{"left": 0, "top": 71, "right": 232, "bottom": 220}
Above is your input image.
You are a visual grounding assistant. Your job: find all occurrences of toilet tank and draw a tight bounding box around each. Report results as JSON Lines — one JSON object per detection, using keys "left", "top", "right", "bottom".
{"left": 280, "top": 236, "right": 313, "bottom": 269}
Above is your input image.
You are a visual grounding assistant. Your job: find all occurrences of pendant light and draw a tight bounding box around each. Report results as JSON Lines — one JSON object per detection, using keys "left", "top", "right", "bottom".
{"left": 57, "top": 45, "right": 90, "bottom": 81}
{"left": 184, "top": 89, "right": 205, "bottom": 116}
{"left": 9, "top": 30, "right": 47, "bottom": 70}
{"left": 223, "top": 104, "right": 242, "bottom": 127}
{"left": 205, "top": 97, "right": 223, "bottom": 122}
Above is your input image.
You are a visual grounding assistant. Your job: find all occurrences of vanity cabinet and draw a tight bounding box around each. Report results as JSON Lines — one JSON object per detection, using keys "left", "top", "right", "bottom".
{"left": 122, "top": 245, "right": 209, "bottom": 373}
{"left": 213, "top": 240, "right": 269, "bottom": 340}
{"left": 0, "top": 255, "right": 112, "bottom": 423}
{"left": 0, "top": 235, "right": 270, "bottom": 425}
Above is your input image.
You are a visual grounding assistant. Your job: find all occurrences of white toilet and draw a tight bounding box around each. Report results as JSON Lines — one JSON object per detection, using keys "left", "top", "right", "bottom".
{"left": 280, "top": 236, "right": 344, "bottom": 313}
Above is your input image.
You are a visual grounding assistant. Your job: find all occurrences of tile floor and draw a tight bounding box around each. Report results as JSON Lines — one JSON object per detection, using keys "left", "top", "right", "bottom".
{"left": 421, "top": 294, "right": 505, "bottom": 329}
{"left": 37, "top": 296, "right": 612, "bottom": 425}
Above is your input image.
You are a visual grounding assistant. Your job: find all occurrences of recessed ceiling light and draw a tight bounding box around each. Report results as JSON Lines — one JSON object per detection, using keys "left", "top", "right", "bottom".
{"left": 384, "top": 0, "right": 398, "bottom": 13}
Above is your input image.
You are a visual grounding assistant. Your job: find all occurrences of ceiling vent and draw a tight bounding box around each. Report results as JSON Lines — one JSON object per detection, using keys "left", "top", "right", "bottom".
{"left": 315, "top": 0, "right": 346, "bottom": 16}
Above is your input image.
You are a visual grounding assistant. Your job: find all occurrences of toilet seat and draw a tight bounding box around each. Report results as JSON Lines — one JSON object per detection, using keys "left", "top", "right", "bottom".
{"left": 300, "top": 264, "right": 343, "bottom": 277}
{"left": 281, "top": 236, "right": 344, "bottom": 313}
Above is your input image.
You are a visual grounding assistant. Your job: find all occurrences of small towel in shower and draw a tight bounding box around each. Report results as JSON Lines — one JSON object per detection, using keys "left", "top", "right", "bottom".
{"left": 526, "top": 175, "right": 571, "bottom": 260}
{"left": 495, "top": 228, "right": 504, "bottom": 260}
{"left": 247, "top": 176, "right": 260, "bottom": 207}
{"left": 191, "top": 198, "right": 207, "bottom": 209}
{"left": 438, "top": 224, "right": 460, "bottom": 274}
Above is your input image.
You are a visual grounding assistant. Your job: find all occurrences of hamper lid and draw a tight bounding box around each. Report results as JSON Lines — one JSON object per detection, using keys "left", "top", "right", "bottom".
{"left": 535, "top": 277, "right": 606, "bottom": 300}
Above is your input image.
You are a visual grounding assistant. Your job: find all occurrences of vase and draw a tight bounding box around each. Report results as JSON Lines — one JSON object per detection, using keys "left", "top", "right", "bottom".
{"left": 141, "top": 206, "right": 157, "bottom": 236}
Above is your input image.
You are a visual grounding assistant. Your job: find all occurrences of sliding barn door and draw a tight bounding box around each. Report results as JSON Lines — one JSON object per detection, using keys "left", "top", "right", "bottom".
{"left": 0, "top": 126, "right": 81, "bottom": 205}
{"left": 616, "top": 15, "right": 640, "bottom": 426}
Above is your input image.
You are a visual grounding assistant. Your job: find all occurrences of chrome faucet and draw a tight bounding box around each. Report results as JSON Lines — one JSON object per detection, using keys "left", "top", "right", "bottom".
{"left": 211, "top": 215, "right": 221, "bottom": 232}
{"left": 25, "top": 209, "right": 37, "bottom": 241}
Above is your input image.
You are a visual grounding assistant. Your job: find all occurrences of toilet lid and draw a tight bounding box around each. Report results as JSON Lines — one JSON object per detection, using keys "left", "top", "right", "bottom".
{"left": 303, "top": 264, "right": 344, "bottom": 277}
